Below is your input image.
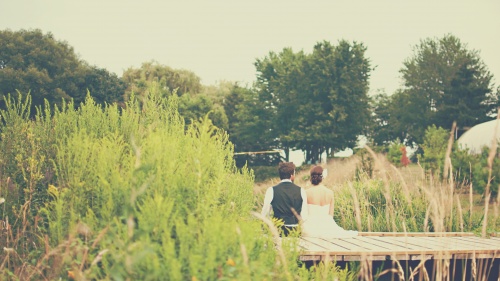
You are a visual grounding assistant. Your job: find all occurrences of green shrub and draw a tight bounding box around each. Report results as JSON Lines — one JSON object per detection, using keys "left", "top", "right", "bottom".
{"left": 419, "top": 125, "right": 449, "bottom": 175}
{"left": 471, "top": 146, "right": 500, "bottom": 195}
{"left": 353, "top": 148, "right": 374, "bottom": 179}
{"left": 251, "top": 166, "right": 278, "bottom": 182}
{"left": 387, "top": 140, "right": 404, "bottom": 167}
{"left": 333, "top": 179, "right": 428, "bottom": 232}
{"left": 0, "top": 88, "right": 352, "bottom": 280}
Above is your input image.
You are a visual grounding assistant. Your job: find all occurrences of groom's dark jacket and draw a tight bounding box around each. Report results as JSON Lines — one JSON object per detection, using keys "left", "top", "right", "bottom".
{"left": 271, "top": 182, "right": 303, "bottom": 225}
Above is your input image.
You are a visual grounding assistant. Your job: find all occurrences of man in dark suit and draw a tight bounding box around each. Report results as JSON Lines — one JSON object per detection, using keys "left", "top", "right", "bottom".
{"left": 261, "top": 162, "right": 308, "bottom": 236}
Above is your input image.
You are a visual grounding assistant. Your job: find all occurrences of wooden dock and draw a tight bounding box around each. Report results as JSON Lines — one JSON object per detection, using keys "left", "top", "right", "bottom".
{"left": 299, "top": 232, "right": 500, "bottom": 262}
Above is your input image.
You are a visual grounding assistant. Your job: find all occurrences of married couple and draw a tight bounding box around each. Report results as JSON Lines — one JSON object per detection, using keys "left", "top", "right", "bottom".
{"left": 261, "top": 162, "right": 358, "bottom": 238}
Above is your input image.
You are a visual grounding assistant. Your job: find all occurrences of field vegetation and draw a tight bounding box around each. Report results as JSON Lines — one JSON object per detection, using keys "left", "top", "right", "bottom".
{"left": 1, "top": 28, "right": 500, "bottom": 281}
{"left": 0, "top": 86, "right": 498, "bottom": 280}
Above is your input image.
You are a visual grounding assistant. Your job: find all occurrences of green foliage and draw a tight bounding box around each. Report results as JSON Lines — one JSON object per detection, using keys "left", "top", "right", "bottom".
{"left": 178, "top": 93, "right": 229, "bottom": 131}
{"left": 371, "top": 34, "right": 499, "bottom": 145}
{"left": 0, "top": 87, "right": 354, "bottom": 280}
{"left": 419, "top": 125, "right": 449, "bottom": 174}
{"left": 223, "top": 84, "right": 282, "bottom": 166}
{"left": 254, "top": 40, "right": 372, "bottom": 163}
{"left": 0, "top": 29, "right": 124, "bottom": 113}
{"left": 251, "top": 166, "right": 279, "bottom": 182}
{"left": 414, "top": 124, "right": 499, "bottom": 196}
{"left": 334, "top": 179, "right": 428, "bottom": 232}
{"left": 387, "top": 140, "right": 404, "bottom": 167}
{"left": 470, "top": 147, "right": 500, "bottom": 195}
{"left": 353, "top": 148, "right": 374, "bottom": 179}
{"left": 452, "top": 146, "right": 500, "bottom": 195}
{"left": 122, "top": 60, "right": 202, "bottom": 100}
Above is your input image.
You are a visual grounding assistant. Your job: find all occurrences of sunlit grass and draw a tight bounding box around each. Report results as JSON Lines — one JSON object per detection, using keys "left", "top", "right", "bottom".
{"left": 0, "top": 90, "right": 498, "bottom": 280}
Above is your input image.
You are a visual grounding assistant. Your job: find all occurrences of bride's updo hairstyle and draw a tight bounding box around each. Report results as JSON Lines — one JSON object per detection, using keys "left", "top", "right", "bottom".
{"left": 310, "top": 165, "right": 323, "bottom": 185}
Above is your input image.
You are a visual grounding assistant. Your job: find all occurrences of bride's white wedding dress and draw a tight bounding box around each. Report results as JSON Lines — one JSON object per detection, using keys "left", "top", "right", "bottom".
{"left": 301, "top": 204, "right": 358, "bottom": 239}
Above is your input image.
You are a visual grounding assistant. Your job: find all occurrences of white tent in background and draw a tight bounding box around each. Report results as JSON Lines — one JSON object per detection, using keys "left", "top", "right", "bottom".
{"left": 457, "top": 119, "right": 500, "bottom": 154}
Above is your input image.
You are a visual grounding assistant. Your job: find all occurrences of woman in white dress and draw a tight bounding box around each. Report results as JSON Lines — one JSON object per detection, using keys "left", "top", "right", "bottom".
{"left": 301, "top": 165, "right": 358, "bottom": 239}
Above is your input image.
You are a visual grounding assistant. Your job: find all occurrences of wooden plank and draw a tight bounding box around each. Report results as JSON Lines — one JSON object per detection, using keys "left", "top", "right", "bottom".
{"left": 350, "top": 236, "right": 413, "bottom": 251}
{"left": 301, "top": 237, "right": 353, "bottom": 251}
{"left": 334, "top": 237, "right": 385, "bottom": 251}
{"left": 453, "top": 253, "right": 499, "bottom": 259}
{"left": 299, "top": 233, "right": 500, "bottom": 262}
{"left": 343, "top": 255, "right": 390, "bottom": 261}
{"left": 396, "top": 236, "right": 475, "bottom": 251}
{"left": 298, "top": 239, "right": 332, "bottom": 252}
{"left": 409, "top": 254, "right": 434, "bottom": 261}
{"left": 453, "top": 236, "right": 500, "bottom": 247}
{"left": 390, "top": 236, "right": 493, "bottom": 252}
{"left": 299, "top": 254, "right": 343, "bottom": 262}
{"left": 358, "top": 232, "right": 475, "bottom": 237}
{"left": 435, "top": 236, "right": 497, "bottom": 250}
{"left": 367, "top": 236, "right": 435, "bottom": 251}
{"left": 446, "top": 237, "right": 500, "bottom": 250}
{"left": 354, "top": 236, "right": 437, "bottom": 253}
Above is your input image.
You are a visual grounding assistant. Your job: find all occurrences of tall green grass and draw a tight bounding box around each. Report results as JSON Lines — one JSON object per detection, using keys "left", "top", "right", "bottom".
{"left": 0, "top": 88, "right": 354, "bottom": 280}
{"left": 0, "top": 87, "right": 498, "bottom": 280}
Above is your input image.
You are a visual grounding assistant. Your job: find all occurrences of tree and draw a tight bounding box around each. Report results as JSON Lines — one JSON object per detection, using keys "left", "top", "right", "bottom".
{"left": 370, "top": 89, "right": 425, "bottom": 146}
{"left": 254, "top": 41, "right": 372, "bottom": 163}
{"left": 177, "top": 94, "right": 228, "bottom": 131}
{"left": 122, "top": 61, "right": 202, "bottom": 100}
{"left": 419, "top": 125, "right": 449, "bottom": 174}
{"left": 79, "top": 66, "right": 126, "bottom": 106}
{"left": 0, "top": 29, "right": 125, "bottom": 112}
{"left": 222, "top": 84, "right": 280, "bottom": 167}
{"left": 0, "top": 29, "right": 82, "bottom": 111}
{"left": 396, "top": 34, "right": 499, "bottom": 144}
{"left": 254, "top": 48, "right": 307, "bottom": 161}
{"left": 370, "top": 92, "right": 397, "bottom": 145}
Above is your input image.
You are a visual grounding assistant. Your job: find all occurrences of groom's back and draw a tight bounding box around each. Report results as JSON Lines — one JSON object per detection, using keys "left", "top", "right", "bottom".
{"left": 271, "top": 182, "right": 303, "bottom": 225}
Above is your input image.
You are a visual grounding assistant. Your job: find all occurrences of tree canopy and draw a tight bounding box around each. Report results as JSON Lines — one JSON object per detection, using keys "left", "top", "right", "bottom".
{"left": 254, "top": 40, "right": 372, "bottom": 163}
{"left": 0, "top": 29, "right": 124, "bottom": 113}
{"left": 371, "top": 34, "right": 499, "bottom": 146}
{"left": 122, "top": 61, "right": 202, "bottom": 99}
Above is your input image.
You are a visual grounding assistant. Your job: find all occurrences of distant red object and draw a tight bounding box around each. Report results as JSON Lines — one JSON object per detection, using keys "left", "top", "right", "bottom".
{"left": 400, "top": 146, "right": 410, "bottom": 167}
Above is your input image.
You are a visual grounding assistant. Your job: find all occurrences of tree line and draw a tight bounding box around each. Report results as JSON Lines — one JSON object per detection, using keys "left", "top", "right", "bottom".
{"left": 1, "top": 29, "right": 499, "bottom": 165}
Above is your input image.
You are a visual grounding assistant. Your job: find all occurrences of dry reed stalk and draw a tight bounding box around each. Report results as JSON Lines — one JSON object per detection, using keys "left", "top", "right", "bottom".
{"left": 495, "top": 191, "right": 499, "bottom": 228}
{"left": 391, "top": 165, "right": 412, "bottom": 204}
{"left": 322, "top": 253, "right": 331, "bottom": 281}
{"left": 363, "top": 145, "right": 397, "bottom": 231}
{"left": 469, "top": 166, "right": 473, "bottom": 232}
{"left": 390, "top": 164, "right": 420, "bottom": 231}
{"left": 79, "top": 226, "right": 109, "bottom": 273}
{"left": 455, "top": 195, "right": 464, "bottom": 232}
{"left": 25, "top": 237, "right": 74, "bottom": 280}
{"left": 251, "top": 211, "right": 292, "bottom": 281}
{"left": 482, "top": 109, "right": 499, "bottom": 237}
{"left": 393, "top": 259, "right": 406, "bottom": 280}
{"left": 423, "top": 205, "right": 431, "bottom": 232}
{"left": 235, "top": 225, "right": 249, "bottom": 269}
{"left": 407, "top": 257, "right": 430, "bottom": 281}
{"left": 348, "top": 182, "right": 362, "bottom": 231}
{"left": 471, "top": 255, "right": 477, "bottom": 280}
{"left": 358, "top": 259, "right": 373, "bottom": 281}
{"left": 443, "top": 122, "right": 456, "bottom": 181}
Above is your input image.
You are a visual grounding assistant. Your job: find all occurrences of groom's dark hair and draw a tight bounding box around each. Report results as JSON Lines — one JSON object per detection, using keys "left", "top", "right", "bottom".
{"left": 278, "top": 162, "right": 295, "bottom": 180}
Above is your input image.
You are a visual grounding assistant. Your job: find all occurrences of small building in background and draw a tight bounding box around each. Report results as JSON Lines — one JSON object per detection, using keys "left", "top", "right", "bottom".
{"left": 457, "top": 119, "right": 500, "bottom": 154}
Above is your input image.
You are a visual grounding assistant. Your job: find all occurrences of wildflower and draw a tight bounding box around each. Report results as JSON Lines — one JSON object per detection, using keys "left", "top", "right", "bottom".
{"left": 226, "top": 258, "right": 236, "bottom": 266}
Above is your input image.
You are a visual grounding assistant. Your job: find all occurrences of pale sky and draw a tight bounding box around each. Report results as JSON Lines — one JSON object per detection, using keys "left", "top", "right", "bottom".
{"left": 1, "top": 0, "right": 499, "bottom": 95}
